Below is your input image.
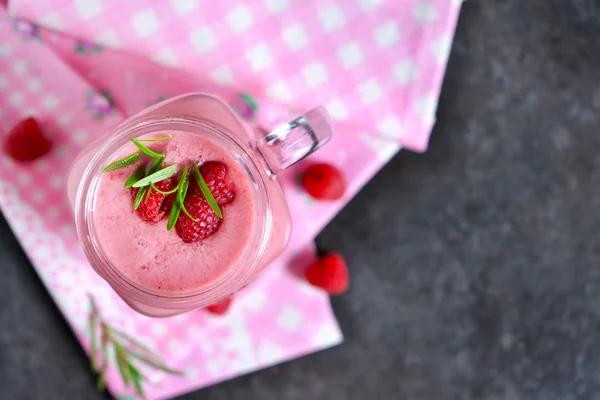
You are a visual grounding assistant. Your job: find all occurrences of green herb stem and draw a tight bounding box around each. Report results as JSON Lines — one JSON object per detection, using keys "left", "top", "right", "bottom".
{"left": 131, "top": 137, "right": 165, "bottom": 159}
{"left": 192, "top": 163, "right": 223, "bottom": 218}
{"left": 124, "top": 167, "right": 145, "bottom": 188}
{"left": 138, "top": 135, "right": 172, "bottom": 142}
{"left": 166, "top": 202, "right": 181, "bottom": 231}
{"left": 147, "top": 156, "right": 165, "bottom": 174}
{"left": 102, "top": 152, "right": 141, "bottom": 172}
{"left": 133, "top": 186, "right": 148, "bottom": 210}
{"left": 132, "top": 165, "right": 178, "bottom": 188}
{"left": 177, "top": 168, "right": 196, "bottom": 222}
{"left": 166, "top": 168, "right": 195, "bottom": 230}
{"left": 150, "top": 182, "right": 178, "bottom": 195}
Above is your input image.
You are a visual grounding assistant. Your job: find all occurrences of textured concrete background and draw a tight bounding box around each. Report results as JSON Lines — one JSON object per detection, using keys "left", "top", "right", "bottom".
{"left": 2, "top": 1, "right": 600, "bottom": 399}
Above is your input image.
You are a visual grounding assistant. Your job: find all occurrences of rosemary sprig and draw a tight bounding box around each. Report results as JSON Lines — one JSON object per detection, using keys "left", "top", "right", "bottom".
{"left": 110, "top": 328, "right": 184, "bottom": 375}
{"left": 132, "top": 165, "right": 178, "bottom": 188}
{"left": 192, "top": 163, "right": 222, "bottom": 218}
{"left": 166, "top": 168, "right": 194, "bottom": 231}
{"left": 131, "top": 137, "right": 165, "bottom": 158}
{"left": 102, "top": 152, "right": 141, "bottom": 172}
{"left": 88, "top": 297, "right": 184, "bottom": 400}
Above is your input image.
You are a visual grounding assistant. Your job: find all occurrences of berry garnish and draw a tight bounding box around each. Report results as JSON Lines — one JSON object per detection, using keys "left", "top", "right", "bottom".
{"left": 175, "top": 194, "right": 221, "bottom": 243}
{"left": 3, "top": 117, "right": 52, "bottom": 162}
{"left": 194, "top": 161, "right": 235, "bottom": 205}
{"left": 305, "top": 253, "right": 349, "bottom": 295}
{"left": 132, "top": 178, "right": 176, "bottom": 223}
{"left": 205, "top": 297, "right": 233, "bottom": 315}
{"left": 162, "top": 191, "right": 176, "bottom": 214}
{"left": 101, "top": 137, "right": 230, "bottom": 240}
{"left": 301, "top": 163, "right": 346, "bottom": 200}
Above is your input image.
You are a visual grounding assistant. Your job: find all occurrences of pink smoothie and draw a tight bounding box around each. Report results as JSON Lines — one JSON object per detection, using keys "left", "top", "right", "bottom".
{"left": 93, "top": 131, "right": 255, "bottom": 293}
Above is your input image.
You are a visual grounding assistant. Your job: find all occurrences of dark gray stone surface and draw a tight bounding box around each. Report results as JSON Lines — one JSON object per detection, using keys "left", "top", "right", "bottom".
{"left": 2, "top": 1, "right": 600, "bottom": 399}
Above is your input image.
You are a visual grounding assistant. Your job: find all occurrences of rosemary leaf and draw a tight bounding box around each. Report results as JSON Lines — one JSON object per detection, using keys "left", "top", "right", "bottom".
{"left": 147, "top": 156, "right": 165, "bottom": 174}
{"left": 132, "top": 165, "right": 178, "bottom": 188}
{"left": 150, "top": 182, "right": 178, "bottom": 195}
{"left": 179, "top": 169, "right": 190, "bottom": 203}
{"left": 110, "top": 328, "right": 158, "bottom": 356}
{"left": 133, "top": 186, "right": 148, "bottom": 210}
{"left": 128, "top": 363, "right": 146, "bottom": 400}
{"left": 179, "top": 201, "right": 196, "bottom": 221}
{"left": 128, "top": 351, "right": 185, "bottom": 375}
{"left": 97, "top": 329, "right": 109, "bottom": 390}
{"left": 138, "top": 135, "right": 171, "bottom": 142}
{"left": 133, "top": 379, "right": 146, "bottom": 400}
{"left": 177, "top": 169, "right": 196, "bottom": 222}
{"left": 102, "top": 152, "right": 141, "bottom": 172}
{"left": 97, "top": 374, "right": 106, "bottom": 391}
{"left": 166, "top": 201, "right": 181, "bottom": 231}
{"left": 88, "top": 311, "right": 98, "bottom": 371}
{"left": 114, "top": 344, "right": 131, "bottom": 385}
{"left": 166, "top": 169, "right": 187, "bottom": 231}
{"left": 124, "top": 167, "right": 145, "bottom": 188}
{"left": 131, "top": 137, "right": 165, "bottom": 158}
{"left": 128, "top": 362, "right": 144, "bottom": 382}
{"left": 87, "top": 297, "right": 182, "bottom": 395}
{"left": 192, "top": 163, "right": 222, "bottom": 218}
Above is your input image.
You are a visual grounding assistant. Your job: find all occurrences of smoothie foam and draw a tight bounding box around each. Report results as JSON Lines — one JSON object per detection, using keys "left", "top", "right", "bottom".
{"left": 93, "top": 131, "right": 255, "bottom": 292}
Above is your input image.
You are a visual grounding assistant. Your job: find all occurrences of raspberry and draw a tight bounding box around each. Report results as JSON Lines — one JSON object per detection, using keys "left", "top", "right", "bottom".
{"left": 205, "top": 297, "right": 233, "bottom": 315}
{"left": 132, "top": 178, "right": 175, "bottom": 223}
{"left": 305, "top": 253, "right": 349, "bottom": 295}
{"left": 175, "top": 194, "right": 221, "bottom": 243}
{"left": 192, "top": 161, "right": 235, "bottom": 205}
{"left": 162, "top": 192, "right": 176, "bottom": 214}
{"left": 301, "top": 163, "right": 346, "bottom": 200}
{"left": 3, "top": 117, "right": 52, "bottom": 162}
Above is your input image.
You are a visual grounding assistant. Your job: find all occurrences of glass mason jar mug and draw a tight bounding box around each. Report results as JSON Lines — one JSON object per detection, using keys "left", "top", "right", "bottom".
{"left": 68, "top": 93, "right": 332, "bottom": 317}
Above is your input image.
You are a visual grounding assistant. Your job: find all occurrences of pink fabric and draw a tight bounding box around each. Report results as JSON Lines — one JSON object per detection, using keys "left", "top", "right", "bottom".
{"left": 1, "top": 1, "right": 462, "bottom": 398}
{"left": 10, "top": 0, "right": 462, "bottom": 152}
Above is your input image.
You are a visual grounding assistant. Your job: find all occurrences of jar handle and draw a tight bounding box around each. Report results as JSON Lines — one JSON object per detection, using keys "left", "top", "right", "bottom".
{"left": 257, "top": 106, "right": 332, "bottom": 174}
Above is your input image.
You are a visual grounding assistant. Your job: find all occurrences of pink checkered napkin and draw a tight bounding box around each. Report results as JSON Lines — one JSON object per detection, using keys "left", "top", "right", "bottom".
{"left": 0, "top": 6, "right": 343, "bottom": 399}
{"left": 3, "top": 1, "right": 464, "bottom": 397}
{"left": 10, "top": 0, "right": 462, "bottom": 152}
